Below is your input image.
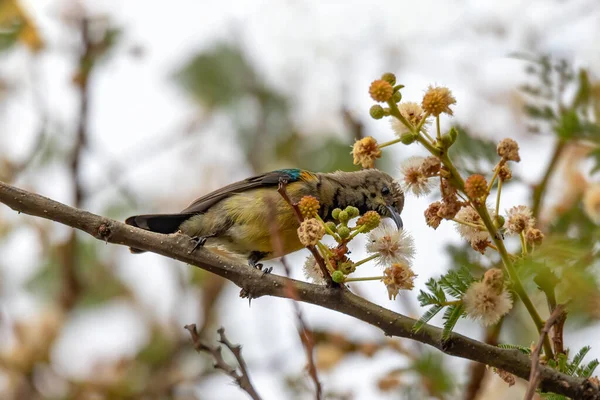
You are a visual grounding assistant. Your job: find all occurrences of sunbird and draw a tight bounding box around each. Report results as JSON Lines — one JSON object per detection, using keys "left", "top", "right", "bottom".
{"left": 125, "top": 169, "right": 404, "bottom": 268}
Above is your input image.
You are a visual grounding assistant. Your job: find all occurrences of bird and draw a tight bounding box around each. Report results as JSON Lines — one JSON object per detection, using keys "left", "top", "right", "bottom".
{"left": 125, "top": 169, "right": 404, "bottom": 269}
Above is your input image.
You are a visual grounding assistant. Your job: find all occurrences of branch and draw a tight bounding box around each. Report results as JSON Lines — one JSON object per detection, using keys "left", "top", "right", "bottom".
{"left": 524, "top": 304, "right": 567, "bottom": 400}
{"left": 185, "top": 325, "right": 262, "bottom": 400}
{"left": 1, "top": 181, "right": 599, "bottom": 400}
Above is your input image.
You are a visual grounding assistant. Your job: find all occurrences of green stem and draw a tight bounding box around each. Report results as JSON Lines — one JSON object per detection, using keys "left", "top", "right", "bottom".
{"left": 452, "top": 218, "right": 486, "bottom": 230}
{"left": 436, "top": 116, "right": 441, "bottom": 140}
{"left": 487, "top": 164, "right": 500, "bottom": 195}
{"left": 344, "top": 276, "right": 384, "bottom": 283}
{"left": 520, "top": 231, "right": 528, "bottom": 256}
{"left": 316, "top": 242, "right": 335, "bottom": 273}
{"left": 474, "top": 203, "right": 553, "bottom": 359}
{"left": 495, "top": 179, "right": 503, "bottom": 217}
{"left": 437, "top": 152, "right": 554, "bottom": 358}
{"left": 354, "top": 254, "right": 380, "bottom": 267}
{"left": 348, "top": 224, "right": 366, "bottom": 241}
{"left": 316, "top": 214, "right": 341, "bottom": 242}
{"left": 379, "top": 137, "right": 404, "bottom": 149}
{"left": 441, "top": 300, "right": 462, "bottom": 307}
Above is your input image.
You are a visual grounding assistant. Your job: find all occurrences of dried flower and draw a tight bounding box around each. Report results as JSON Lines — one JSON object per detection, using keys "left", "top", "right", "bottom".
{"left": 303, "top": 256, "right": 325, "bottom": 284}
{"left": 369, "top": 79, "right": 394, "bottom": 102}
{"left": 525, "top": 228, "right": 544, "bottom": 246}
{"left": 471, "top": 239, "right": 490, "bottom": 254}
{"left": 583, "top": 183, "right": 600, "bottom": 224}
{"left": 297, "top": 218, "right": 325, "bottom": 246}
{"left": 454, "top": 206, "right": 489, "bottom": 244}
{"left": 437, "top": 199, "right": 463, "bottom": 220}
{"left": 505, "top": 205, "right": 535, "bottom": 235}
{"left": 421, "top": 156, "right": 441, "bottom": 176}
{"left": 298, "top": 196, "right": 320, "bottom": 219}
{"left": 382, "top": 262, "right": 416, "bottom": 300}
{"left": 497, "top": 138, "right": 521, "bottom": 162}
{"left": 483, "top": 268, "right": 505, "bottom": 295}
{"left": 464, "top": 174, "right": 488, "bottom": 200}
{"left": 390, "top": 102, "right": 428, "bottom": 136}
{"left": 497, "top": 164, "right": 512, "bottom": 181}
{"left": 494, "top": 368, "right": 516, "bottom": 387}
{"left": 424, "top": 201, "right": 443, "bottom": 229}
{"left": 421, "top": 85, "right": 456, "bottom": 117}
{"left": 366, "top": 224, "right": 415, "bottom": 266}
{"left": 352, "top": 136, "right": 382, "bottom": 169}
{"left": 398, "top": 156, "right": 435, "bottom": 197}
{"left": 440, "top": 177, "right": 457, "bottom": 200}
{"left": 357, "top": 210, "right": 381, "bottom": 232}
{"left": 463, "top": 280, "right": 513, "bottom": 326}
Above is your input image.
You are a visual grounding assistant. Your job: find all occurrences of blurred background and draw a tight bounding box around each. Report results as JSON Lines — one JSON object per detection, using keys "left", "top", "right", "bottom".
{"left": 1, "top": 0, "right": 599, "bottom": 399}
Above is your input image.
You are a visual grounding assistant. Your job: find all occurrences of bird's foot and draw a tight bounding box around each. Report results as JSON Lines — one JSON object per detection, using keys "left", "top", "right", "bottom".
{"left": 188, "top": 235, "right": 208, "bottom": 254}
{"left": 248, "top": 251, "right": 271, "bottom": 275}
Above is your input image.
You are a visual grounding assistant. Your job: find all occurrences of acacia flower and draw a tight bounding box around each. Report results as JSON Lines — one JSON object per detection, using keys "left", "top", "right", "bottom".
{"left": 390, "top": 102, "right": 428, "bottom": 136}
{"left": 463, "top": 269, "right": 513, "bottom": 326}
{"left": 421, "top": 85, "right": 456, "bottom": 117}
{"left": 303, "top": 256, "right": 325, "bottom": 284}
{"left": 382, "top": 262, "right": 416, "bottom": 300}
{"left": 398, "top": 156, "right": 435, "bottom": 197}
{"left": 505, "top": 205, "right": 534, "bottom": 235}
{"left": 366, "top": 224, "right": 415, "bottom": 266}
{"left": 352, "top": 136, "right": 382, "bottom": 169}
{"left": 297, "top": 218, "right": 325, "bottom": 246}
{"left": 454, "top": 206, "right": 489, "bottom": 244}
{"left": 497, "top": 138, "right": 520, "bottom": 162}
{"left": 369, "top": 79, "right": 393, "bottom": 102}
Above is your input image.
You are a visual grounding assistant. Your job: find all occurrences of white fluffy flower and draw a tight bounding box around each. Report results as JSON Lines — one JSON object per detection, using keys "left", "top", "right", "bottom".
{"left": 398, "top": 156, "right": 435, "bottom": 197}
{"left": 366, "top": 224, "right": 415, "bottom": 266}
{"left": 303, "top": 256, "right": 325, "bottom": 284}
{"left": 463, "top": 281, "right": 513, "bottom": 326}
{"left": 454, "top": 206, "right": 489, "bottom": 244}
{"left": 390, "top": 102, "right": 429, "bottom": 137}
{"left": 504, "top": 205, "right": 535, "bottom": 235}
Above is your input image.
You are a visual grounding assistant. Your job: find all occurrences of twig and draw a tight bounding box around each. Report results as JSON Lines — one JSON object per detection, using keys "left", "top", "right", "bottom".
{"left": 524, "top": 304, "right": 566, "bottom": 400}
{"left": 184, "top": 324, "right": 262, "bottom": 400}
{"left": 266, "top": 198, "right": 323, "bottom": 399}
{"left": 277, "top": 179, "right": 333, "bottom": 285}
{"left": 531, "top": 139, "right": 566, "bottom": 219}
{"left": 1, "top": 182, "right": 600, "bottom": 400}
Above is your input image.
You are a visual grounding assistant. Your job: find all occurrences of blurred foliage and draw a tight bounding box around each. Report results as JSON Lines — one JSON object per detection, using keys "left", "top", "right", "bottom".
{"left": 448, "top": 125, "right": 498, "bottom": 176}
{"left": 175, "top": 43, "right": 359, "bottom": 173}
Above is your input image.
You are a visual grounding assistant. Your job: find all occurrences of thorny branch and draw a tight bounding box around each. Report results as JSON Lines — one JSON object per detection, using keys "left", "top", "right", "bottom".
{"left": 1, "top": 181, "right": 600, "bottom": 399}
{"left": 524, "top": 304, "right": 567, "bottom": 400}
{"left": 184, "top": 325, "right": 262, "bottom": 400}
{"left": 266, "top": 197, "right": 323, "bottom": 400}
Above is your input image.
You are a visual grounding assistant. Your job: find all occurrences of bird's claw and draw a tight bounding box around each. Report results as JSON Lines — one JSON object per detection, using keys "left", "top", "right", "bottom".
{"left": 188, "top": 236, "right": 208, "bottom": 254}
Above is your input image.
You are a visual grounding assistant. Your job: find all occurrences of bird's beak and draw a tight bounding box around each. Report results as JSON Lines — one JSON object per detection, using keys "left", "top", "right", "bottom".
{"left": 386, "top": 205, "right": 403, "bottom": 229}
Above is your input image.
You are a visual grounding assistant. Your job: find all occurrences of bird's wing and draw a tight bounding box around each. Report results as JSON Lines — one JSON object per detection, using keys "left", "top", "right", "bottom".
{"left": 180, "top": 169, "right": 317, "bottom": 214}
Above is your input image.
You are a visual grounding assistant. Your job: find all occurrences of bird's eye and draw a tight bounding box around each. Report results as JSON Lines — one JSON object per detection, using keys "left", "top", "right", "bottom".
{"left": 381, "top": 186, "right": 390, "bottom": 195}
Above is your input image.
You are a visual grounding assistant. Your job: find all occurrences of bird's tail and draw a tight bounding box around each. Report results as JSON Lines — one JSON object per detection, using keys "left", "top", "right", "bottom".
{"left": 125, "top": 213, "right": 194, "bottom": 253}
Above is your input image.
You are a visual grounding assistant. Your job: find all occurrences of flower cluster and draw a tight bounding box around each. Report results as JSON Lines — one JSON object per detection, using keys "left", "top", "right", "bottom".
{"left": 463, "top": 269, "right": 513, "bottom": 326}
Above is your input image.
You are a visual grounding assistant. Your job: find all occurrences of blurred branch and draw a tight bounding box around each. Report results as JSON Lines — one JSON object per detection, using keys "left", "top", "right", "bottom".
{"left": 464, "top": 320, "right": 504, "bottom": 400}
{"left": 524, "top": 304, "right": 566, "bottom": 400}
{"left": 266, "top": 197, "right": 322, "bottom": 399}
{"left": 185, "top": 325, "right": 262, "bottom": 400}
{"left": 531, "top": 139, "right": 566, "bottom": 219}
{"left": 0, "top": 181, "right": 599, "bottom": 400}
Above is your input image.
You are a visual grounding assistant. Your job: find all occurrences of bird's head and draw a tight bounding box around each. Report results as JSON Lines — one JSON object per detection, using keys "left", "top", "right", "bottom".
{"left": 322, "top": 169, "right": 405, "bottom": 229}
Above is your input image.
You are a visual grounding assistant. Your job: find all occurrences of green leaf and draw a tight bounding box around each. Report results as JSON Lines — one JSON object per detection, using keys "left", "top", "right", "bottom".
{"left": 412, "top": 304, "right": 443, "bottom": 333}
{"left": 438, "top": 266, "right": 474, "bottom": 299}
{"left": 410, "top": 352, "right": 455, "bottom": 396}
{"left": 554, "top": 110, "right": 580, "bottom": 139}
{"left": 441, "top": 304, "right": 465, "bottom": 340}
{"left": 174, "top": 44, "right": 260, "bottom": 108}
{"left": 578, "top": 359, "right": 599, "bottom": 378}
{"left": 497, "top": 343, "right": 532, "bottom": 354}
{"left": 569, "top": 346, "right": 591, "bottom": 374}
